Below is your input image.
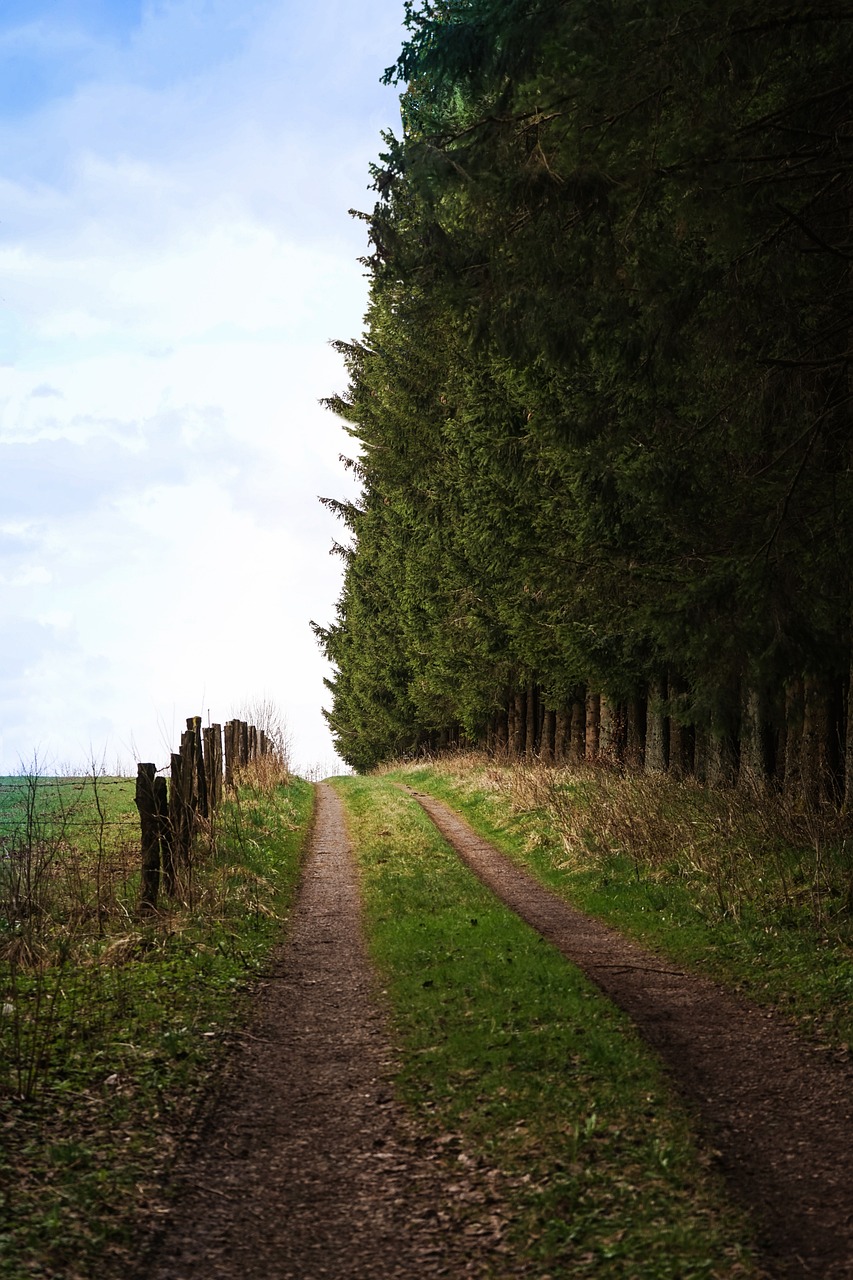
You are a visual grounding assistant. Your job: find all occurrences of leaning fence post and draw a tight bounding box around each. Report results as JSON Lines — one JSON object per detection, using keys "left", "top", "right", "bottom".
{"left": 136, "top": 763, "right": 160, "bottom": 911}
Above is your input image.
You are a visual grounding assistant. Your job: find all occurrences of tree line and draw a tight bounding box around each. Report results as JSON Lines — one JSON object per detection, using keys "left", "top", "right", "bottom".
{"left": 315, "top": 0, "right": 853, "bottom": 802}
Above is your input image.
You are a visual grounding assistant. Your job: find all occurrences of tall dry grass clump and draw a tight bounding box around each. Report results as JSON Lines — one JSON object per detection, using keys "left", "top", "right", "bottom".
{"left": 392, "top": 751, "right": 853, "bottom": 930}
{"left": 497, "top": 761, "right": 852, "bottom": 927}
{"left": 231, "top": 749, "right": 291, "bottom": 797}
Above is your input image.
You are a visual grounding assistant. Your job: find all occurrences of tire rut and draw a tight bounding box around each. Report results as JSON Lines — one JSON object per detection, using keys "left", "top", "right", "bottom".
{"left": 405, "top": 786, "right": 853, "bottom": 1280}
{"left": 139, "top": 783, "right": 507, "bottom": 1280}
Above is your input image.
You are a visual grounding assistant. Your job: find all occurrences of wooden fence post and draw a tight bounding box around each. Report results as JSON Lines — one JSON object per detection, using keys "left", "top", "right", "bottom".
{"left": 187, "top": 716, "right": 207, "bottom": 819}
{"left": 180, "top": 729, "right": 195, "bottom": 854}
{"left": 240, "top": 720, "right": 249, "bottom": 768}
{"left": 203, "top": 726, "right": 214, "bottom": 814}
{"left": 224, "top": 721, "right": 234, "bottom": 787}
{"left": 172, "top": 733, "right": 196, "bottom": 866}
{"left": 203, "top": 724, "right": 223, "bottom": 811}
{"left": 168, "top": 751, "right": 185, "bottom": 868}
{"left": 213, "top": 724, "right": 223, "bottom": 805}
{"left": 136, "top": 763, "right": 160, "bottom": 911}
{"left": 154, "top": 775, "right": 174, "bottom": 896}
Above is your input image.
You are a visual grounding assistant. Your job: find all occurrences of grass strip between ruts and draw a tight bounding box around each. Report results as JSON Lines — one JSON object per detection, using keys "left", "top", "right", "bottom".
{"left": 333, "top": 774, "right": 758, "bottom": 1279}
{"left": 0, "top": 776, "right": 314, "bottom": 1280}
{"left": 387, "top": 761, "right": 853, "bottom": 1051}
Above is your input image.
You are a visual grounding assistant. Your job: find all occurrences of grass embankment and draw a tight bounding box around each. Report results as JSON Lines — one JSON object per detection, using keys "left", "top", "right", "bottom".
{"left": 386, "top": 757, "right": 853, "bottom": 1051}
{"left": 0, "top": 769, "right": 313, "bottom": 1279}
{"left": 333, "top": 774, "right": 758, "bottom": 1279}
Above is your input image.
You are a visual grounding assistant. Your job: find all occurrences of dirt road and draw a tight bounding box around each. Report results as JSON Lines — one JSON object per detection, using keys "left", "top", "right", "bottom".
{"left": 138, "top": 781, "right": 853, "bottom": 1279}
{"left": 408, "top": 786, "right": 853, "bottom": 1280}
{"left": 139, "top": 784, "right": 507, "bottom": 1280}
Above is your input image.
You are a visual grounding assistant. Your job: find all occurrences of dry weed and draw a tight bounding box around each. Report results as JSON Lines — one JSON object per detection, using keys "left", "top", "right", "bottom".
{"left": 231, "top": 751, "right": 292, "bottom": 796}
{"left": 395, "top": 752, "right": 853, "bottom": 927}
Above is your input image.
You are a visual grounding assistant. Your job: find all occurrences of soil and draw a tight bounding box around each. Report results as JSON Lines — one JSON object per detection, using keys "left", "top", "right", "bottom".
{"left": 137, "top": 784, "right": 511, "bottom": 1280}
{"left": 407, "top": 786, "right": 853, "bottom": 1280}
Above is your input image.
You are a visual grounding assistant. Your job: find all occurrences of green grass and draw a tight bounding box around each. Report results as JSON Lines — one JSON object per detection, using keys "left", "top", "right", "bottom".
{"left": 0, "top": 775, "right": 313, "bottom": 1280}
{"left": 333, "top": 774, "right": 758, "bottom": 1279}
{"left": 387, "top": 759, "right": 853, "bottom": 1050}
{"left": 0, "top": 772, "right": 136, "bottom": 838}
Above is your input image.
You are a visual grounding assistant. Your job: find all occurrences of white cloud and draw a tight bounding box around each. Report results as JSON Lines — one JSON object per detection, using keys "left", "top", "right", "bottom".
{"left": 0, "top": 565, "right": 52, "bottom": 587}
{"left": 0, "top": 0, "right": 400, "bottom": 773}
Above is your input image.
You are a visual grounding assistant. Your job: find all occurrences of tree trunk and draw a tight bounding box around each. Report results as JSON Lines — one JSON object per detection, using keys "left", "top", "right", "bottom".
{"left": 667, "top": 675, "right": 688, "bottom": 779}
{"left": 693, "top": 724, "right": 708, "bottom": 785}
{"left": 510, "top": 689, "right": 525, "bottom": 757}
{"left": 554, "top": 708, "right": 569, "bottom": 763}
{"left": 525, "top": 684, "right": 537, "bottom": 758}
{"left": 585, "top": 692, "right": 600, "bottom": 760}
{"left": 701, "top": 721, "right": 732, "bottom": 788}
{"left": 784, "top": 678, "right": 804, "bottom": 800}
{"left": 626, "top": 696, "right": 646, "bottom": 771}
{"left": 801, "top": 675, "right": 833, "bottom": 809}
{"left": 541, "top": 709, "right": 555, "bottom": 764}
{"left": 568, "top": 697, "right": 585, "bottom": 764}
{"left": 738, "top": 685, "right": 767, "bottom": 794}
{"left": 599, "top": 694, "right": 616, "bottom": 760}
{"left": 645, "top": 675, "right": 667, "bottom": 773}
{"left": 845, "top": 655, "right": 853, "bottom": 812}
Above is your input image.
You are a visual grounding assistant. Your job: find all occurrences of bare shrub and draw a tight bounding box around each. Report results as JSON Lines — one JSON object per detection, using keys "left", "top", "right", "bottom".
{"left": 234, "top": 749, "right": 292, "bottom": 796}
{"left": 231, "top": 696, "right": 293, "bottom": 774}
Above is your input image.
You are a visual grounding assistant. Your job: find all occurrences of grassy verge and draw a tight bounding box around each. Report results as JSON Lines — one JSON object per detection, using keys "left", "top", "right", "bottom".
{"left": 385, "top": 757, "right": 853, "bottom": 1050}
{"left": 333, "top": 774, "right": 758, "bottom": 1279}
{"left": 0, "top": 773, "right": 313, "bottom": 1280}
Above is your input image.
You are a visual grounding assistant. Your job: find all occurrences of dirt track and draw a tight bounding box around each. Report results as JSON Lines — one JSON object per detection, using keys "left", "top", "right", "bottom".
{"left": 407, "top": 786, "right": 853, "bottom": 1280}
{"left": 139, "top": 784, "right": 507, "bottom": 1280}
{"left": 137, "top": 781, "right": 853, "bottom": 1279}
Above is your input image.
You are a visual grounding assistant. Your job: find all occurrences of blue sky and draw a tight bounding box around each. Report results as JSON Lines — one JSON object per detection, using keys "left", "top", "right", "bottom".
{"left": 0, "top": 0, "right": 405, "bottom": 774}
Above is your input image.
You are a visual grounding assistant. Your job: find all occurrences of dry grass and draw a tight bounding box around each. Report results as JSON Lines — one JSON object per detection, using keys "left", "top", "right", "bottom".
{"left": 390, "top": 751, "right": 853, "bottom": 927}
{"left": 385, "top": 752, "right": 853, "bottom": 1048}
{"left": 231, "top": 749, "right": 292, "bottom": 797}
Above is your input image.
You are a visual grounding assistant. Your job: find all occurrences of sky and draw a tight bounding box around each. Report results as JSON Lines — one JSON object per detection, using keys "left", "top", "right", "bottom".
{"left": 0, "top": 0, "right": 406, "bottom": 777}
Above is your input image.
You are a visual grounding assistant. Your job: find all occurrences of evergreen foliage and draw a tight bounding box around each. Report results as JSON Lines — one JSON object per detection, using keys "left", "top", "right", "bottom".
{"left": 318, "top": 0, "right": 853, "bottom": 793}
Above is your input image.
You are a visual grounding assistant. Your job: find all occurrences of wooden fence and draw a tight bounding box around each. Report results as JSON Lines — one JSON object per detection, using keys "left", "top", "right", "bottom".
{"left": 135, "top": 717, "right": 271, "bottom": 911}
